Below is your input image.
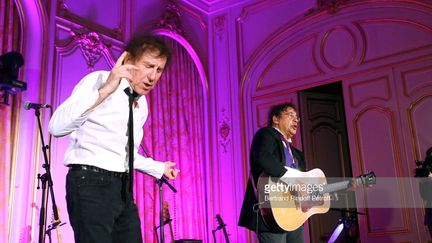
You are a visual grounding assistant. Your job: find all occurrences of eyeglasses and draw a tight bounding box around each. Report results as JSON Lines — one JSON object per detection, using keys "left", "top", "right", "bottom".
{"left": 281, "top": 112, "right": 300, "bottom": 122}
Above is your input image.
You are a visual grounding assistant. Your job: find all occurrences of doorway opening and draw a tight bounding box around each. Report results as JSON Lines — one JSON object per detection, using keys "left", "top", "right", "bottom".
{"left": 299, "top": 81, "right": 359, "bottom": 243}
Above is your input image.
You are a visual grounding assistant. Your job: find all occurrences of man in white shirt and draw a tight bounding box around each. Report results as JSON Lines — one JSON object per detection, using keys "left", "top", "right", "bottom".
{"left": 49, "top": 34, "right": 179, "bottom": 243}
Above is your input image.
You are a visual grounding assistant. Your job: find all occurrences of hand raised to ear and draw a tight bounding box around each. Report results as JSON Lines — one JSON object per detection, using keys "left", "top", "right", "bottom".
{"left": 98, "top": 51, "right": 139, "bottom": 98}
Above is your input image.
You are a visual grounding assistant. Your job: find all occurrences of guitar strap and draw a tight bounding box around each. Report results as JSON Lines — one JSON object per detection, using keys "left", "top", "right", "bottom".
{"left": 249, "top": 173, "right": 258, "bottom": 200}
{"left": 249, "top": 173, "right": 263, "bottom": 236}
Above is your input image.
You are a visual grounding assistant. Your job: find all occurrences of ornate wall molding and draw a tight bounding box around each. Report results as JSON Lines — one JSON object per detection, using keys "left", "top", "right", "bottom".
{"left": 348, "top": 74, "right": 392, "bottom": 108}
{"left": 157, "top": 1, "right": 185, "bottom": 36}
{"left": 241, "top": 1, "right": 432, "bottom": 102}
{"left": 309, "top": 0, "right": 352, "bottom": 14}
{"left": 320, "top": 25, "right": 357, "bottom": 70}
{"left": 56, "top": 0, "right": 125, "bottom": 40}
{"left": 218, "top": 108, "right": 231, "bottom": 153}
{"left": 177, "top": 1, "right": 207, "bottom": 32}
{"left": 214, "top": 15, "right": 226, "bottom": 41}
{"left": 72, "top": 31, "right": 110, "bottom": 70}
{"left": 236, "top": 0, "right": 312, "bottom": 72}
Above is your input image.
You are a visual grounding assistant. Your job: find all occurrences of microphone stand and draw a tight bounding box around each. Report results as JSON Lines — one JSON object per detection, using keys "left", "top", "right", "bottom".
{"left": 212, "top": 224, "right": 225, "bottom": 243}
{"left": 33, "top": 107, "right": 61, "bottom": 243}
{"left": 156, "top": 176, "right": 177, "bottom": 243}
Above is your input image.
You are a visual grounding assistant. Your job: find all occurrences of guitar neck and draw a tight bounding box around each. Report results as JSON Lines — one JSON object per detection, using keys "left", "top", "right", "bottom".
{"left": 222, "top": 227, "right": 230, "bottom": 243}
{"left": 52, "top": 207, "right": 62, "bottom": 243}
{"left": 322, "top": 177, "right": 364, "bottom": 194}
{"left": 321, "top": 180, "right": 350, "bottom": 194}
{"left": 56, "top": 226, "right": 62, "bottom": 243}
{"left": 216, "top": 214, "right": 230, "bottom": 243}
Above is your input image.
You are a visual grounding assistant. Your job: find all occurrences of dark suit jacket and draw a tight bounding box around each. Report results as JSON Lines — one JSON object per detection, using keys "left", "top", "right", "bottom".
{"left": 238, "top": 126, "right": 306, "bottom": 232}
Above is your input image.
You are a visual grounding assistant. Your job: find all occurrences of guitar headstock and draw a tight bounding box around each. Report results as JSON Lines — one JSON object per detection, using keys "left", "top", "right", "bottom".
{"left": 216, "top": 214, "right": 230, "bottom": 242}
{"left": 216, "top": 214, "right": 226, "bottom": 228}
{"left": 357, "top": 171, "right": 376, "bottom": 187}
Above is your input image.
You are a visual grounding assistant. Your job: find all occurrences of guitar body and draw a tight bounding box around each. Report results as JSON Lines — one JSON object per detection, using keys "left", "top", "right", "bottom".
{"left": 259, "top": 168, "right": 330, "bottom": 231}
{"left": 258, "top": 168, "right": 376, "bottom": 232}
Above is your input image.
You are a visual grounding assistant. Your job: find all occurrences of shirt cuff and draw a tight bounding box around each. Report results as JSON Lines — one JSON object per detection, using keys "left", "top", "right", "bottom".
{"left": 134, "top": 155, "right": 165, "bottom": 179}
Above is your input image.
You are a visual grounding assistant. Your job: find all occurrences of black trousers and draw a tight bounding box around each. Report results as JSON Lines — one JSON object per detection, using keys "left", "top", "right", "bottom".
{"left": 257, "top": 226, "right": 304, "bottom": 243}
{"left": 66, "top": 168, "right": 142, "bottom": 243}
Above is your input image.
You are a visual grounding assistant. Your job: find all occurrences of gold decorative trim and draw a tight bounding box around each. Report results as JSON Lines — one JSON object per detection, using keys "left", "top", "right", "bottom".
{"left": 353, "top": 106, "right": 410, "bottom": 235}
{"left": 255, "top": 34, "right": 323, "bottom": 92}
{"left": 320, "top": 25, "right": 357, "bottom": 71}
{"left": 56, "top": 0, "right": 126, "bottom": 40}
{"left": 348, "top": 76, "right": 391, "bottom": 108}
{"left": 407, "top": 94, "right": 432, "bottom": 162}
{"left": 177, "top": 1, "right": 207, "bottom": 32}
{"left": 401, "top": 65, "right": 432, "bottom": 97}
{"left": 357, "top": 18, "right": 432, "bottom": 65}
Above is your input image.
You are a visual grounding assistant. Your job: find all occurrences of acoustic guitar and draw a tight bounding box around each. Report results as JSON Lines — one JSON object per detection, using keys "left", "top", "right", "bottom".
{"left": 257, "top": 168, "right": 376, "bottom": 231}
{"left": 46, "top": 207, "right": 64, "bottom": 243}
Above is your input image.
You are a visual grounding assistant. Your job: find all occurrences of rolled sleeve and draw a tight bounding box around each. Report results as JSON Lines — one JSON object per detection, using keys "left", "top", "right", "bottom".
{"left": 49, "top": 72, "right": 106, "bottom": 137}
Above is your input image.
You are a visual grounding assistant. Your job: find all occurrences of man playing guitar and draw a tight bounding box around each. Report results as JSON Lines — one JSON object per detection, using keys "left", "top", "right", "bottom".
{"left": 239, "top": 103, "right": 306, "bottom": 243}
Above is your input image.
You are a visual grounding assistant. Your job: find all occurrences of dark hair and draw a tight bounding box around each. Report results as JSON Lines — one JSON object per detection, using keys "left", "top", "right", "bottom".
{"left": 427, "top": 147, "right": 432, "bottom": 159}
{"left": 415, "top": 146, "right": 432, "bottom": 177}
{"left": 425, "top": 147, "right": 432, "bottom": 167}
{"left": 267, "top": 103, "right": 297, "bottom": 126}
{"left": 124, "top": 34, "right": 171, "bottom": 65}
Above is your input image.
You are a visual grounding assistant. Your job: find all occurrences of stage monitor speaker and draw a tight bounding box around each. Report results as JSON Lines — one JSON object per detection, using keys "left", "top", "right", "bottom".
{"left": 174, "top": 240, "right": 202, "bottom": 243}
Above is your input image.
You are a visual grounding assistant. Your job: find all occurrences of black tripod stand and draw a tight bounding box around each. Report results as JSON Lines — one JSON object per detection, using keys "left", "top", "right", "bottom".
{"left": 32, "top": 107, "right": 61, "bottom": 243}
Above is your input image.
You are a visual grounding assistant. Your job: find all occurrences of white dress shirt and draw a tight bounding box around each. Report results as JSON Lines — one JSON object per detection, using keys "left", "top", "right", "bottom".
{"left": 49, "top": 71, "right": 165, "bottom": 178}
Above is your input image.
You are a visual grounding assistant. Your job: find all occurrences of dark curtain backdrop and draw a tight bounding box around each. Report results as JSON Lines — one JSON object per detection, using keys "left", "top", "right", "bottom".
{"left": 136, "top": 36, "right": 207, "bottom": 242}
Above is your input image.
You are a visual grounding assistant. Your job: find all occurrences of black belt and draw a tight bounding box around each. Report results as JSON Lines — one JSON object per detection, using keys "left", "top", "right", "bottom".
{"left": 68, "top": 164, "right": 127, "bottom": 178}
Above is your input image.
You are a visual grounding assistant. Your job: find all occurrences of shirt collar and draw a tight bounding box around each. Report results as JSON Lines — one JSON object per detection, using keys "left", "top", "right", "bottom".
{"left": 272, "top": 126, "right": 292, "bottom": 143}
{"left": 119, "top": 78, "right": 131, "bottom": 92}
{"left": 119, "top": 78, "right": 146, "bottom": 104}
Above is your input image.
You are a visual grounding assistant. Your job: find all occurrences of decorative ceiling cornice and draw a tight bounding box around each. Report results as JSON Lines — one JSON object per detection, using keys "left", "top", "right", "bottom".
{"left": 308, "top": 0, "right": 352, "bottom": 14}
{"left": 179, "top": 0, "right": 252, "bottom": 14}
{"left": 157, "top": 1, "right": 185, "bottom": 36}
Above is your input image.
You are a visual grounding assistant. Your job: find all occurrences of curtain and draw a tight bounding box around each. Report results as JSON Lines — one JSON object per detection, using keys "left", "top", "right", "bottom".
{"left": 0, "top": 0, "right": 21, "bottom": 241}
{"left": 135, "top": 36, "right": 207, "bottom": 242}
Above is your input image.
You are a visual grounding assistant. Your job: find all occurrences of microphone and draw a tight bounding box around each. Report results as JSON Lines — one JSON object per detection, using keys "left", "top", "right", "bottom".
{"left": 158, "top": 175, "right": 178, "bottom": 193}
{"left": 24, "top": 101, "right": 51, "bottom": 110}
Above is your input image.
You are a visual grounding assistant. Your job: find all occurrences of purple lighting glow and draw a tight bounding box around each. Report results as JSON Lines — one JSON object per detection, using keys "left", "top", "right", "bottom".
{"left": 4, "top": 0, "right": 432, "bottom": 242}
{"left": 328, "top": 221, "right": 344, "bottom": 243}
